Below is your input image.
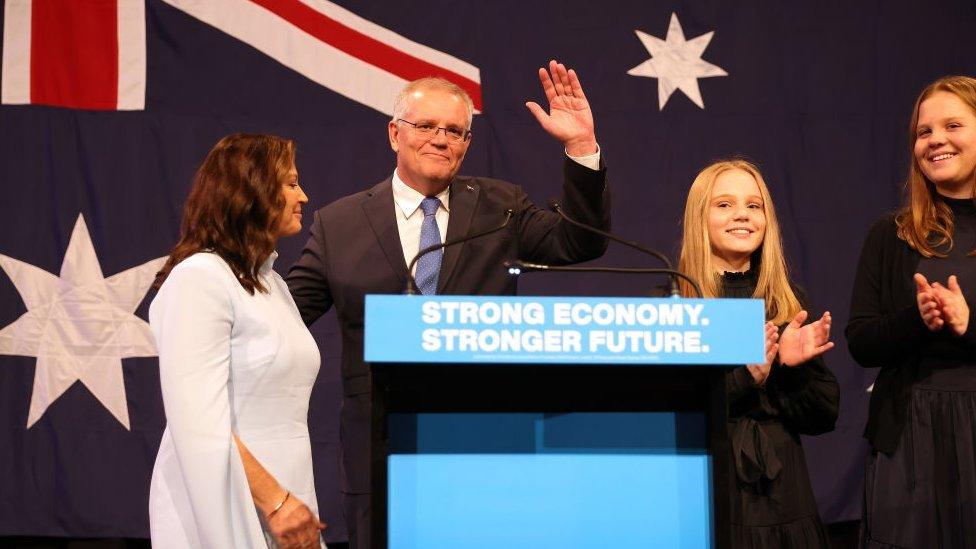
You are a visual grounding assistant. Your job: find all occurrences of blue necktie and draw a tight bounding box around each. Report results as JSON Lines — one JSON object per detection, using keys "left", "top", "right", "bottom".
{"left": 415, "top": 197, "right": 443, "bottom": 295}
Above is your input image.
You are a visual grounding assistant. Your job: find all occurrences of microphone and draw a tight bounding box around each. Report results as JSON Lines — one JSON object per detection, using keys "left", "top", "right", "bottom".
{"left": 503, "top": 260, "right": 704, "bottom": 297}
{"left": 549, "top": 201, "right": 683, "bottom": 296}
{"left": 405, "top": 209, "right": 515, "bottom": 295}
{"left": 504, "top": 259, "right": 550, "bottom": 274}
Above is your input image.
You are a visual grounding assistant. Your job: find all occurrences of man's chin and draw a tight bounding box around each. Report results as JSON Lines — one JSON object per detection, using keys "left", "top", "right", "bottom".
{"left": 421, "top": 170, "right": 457, "bottom": 185}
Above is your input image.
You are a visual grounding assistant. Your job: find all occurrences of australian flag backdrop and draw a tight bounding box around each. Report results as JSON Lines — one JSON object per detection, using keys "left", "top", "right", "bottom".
{"left": 2, "top": 0, "right": 976, "bottom": 543}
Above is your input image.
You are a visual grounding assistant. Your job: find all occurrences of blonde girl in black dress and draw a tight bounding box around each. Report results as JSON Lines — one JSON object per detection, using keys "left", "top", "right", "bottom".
{"left": 679, "top": 159, "right": 839, "bottom": 548}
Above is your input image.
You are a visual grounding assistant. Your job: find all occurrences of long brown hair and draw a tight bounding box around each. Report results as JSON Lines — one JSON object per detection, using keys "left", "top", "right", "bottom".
{"left": 678, "top": 159, "right": 802, "bottom": 325}
{"left": 895, "top": 75, "right": 976, "bottom": 257}
{"left": 155, "top": 133, "right": 296, "bottom": 294}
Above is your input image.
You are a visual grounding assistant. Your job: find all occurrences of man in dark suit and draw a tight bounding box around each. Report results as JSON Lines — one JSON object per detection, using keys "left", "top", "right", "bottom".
{"left": 287, "top": 59, "right": 610, "bottom": 548}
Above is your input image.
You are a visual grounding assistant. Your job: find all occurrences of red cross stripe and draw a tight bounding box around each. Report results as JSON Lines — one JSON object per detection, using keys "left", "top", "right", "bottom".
{"left": 2, "top": 0, "right": 146, "bottom": 110}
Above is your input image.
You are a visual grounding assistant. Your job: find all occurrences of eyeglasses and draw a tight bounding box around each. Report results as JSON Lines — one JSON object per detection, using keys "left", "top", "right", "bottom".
{"left": 397, "top": 119, "right": 472, "bottom": 142}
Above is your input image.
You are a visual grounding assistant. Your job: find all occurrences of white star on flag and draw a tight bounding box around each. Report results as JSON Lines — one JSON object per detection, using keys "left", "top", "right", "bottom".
{"left": 0, "top": 214, "right": 166, "bottom": 429}
{"left": 628, "top": 13, "right": 728, "bottom": 110}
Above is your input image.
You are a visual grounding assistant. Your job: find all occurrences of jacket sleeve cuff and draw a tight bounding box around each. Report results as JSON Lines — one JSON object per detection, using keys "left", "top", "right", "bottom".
{"left": 565, "top": 144, "right": 601, "bottom": 170}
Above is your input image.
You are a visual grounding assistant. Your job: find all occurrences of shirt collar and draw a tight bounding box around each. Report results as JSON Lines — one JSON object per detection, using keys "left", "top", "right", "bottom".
{"left": 392, "top": 169, "right": 451, "bottom": 219}
{"left": 260, "top": 250, "right": 278, "bottom": 274}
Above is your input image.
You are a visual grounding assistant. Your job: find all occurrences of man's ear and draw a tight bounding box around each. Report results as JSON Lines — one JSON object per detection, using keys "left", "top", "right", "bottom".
{"left": 388, "top": 120, "right": 399, "bottom": 153}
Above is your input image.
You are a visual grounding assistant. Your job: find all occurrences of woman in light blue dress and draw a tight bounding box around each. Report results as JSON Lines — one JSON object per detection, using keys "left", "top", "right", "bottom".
{"left": 149, "top": 134, "right": 326, "bottom": 548}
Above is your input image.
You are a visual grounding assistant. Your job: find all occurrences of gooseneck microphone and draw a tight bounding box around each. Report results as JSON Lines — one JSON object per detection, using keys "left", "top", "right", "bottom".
{"left": 405, "top": 209, "right": 515, "bottom": 295}
{"left": 546, "top": 201, "right": 694, "bottom": 297}
{"left": 503, "top": 260, "right": 704, "bottom": 298}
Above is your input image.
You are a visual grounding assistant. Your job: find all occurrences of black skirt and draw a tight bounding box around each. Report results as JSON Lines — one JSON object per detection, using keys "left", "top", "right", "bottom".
{"left": 862, "top": 366, "right": 976, "bottom": 548}
{"left": 730, "top": 418, "right": 829, "bottom": 548}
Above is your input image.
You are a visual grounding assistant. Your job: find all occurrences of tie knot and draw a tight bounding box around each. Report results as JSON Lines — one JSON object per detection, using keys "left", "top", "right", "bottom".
{"left": 420, "top": 197, "right": 441, "bottom": 217}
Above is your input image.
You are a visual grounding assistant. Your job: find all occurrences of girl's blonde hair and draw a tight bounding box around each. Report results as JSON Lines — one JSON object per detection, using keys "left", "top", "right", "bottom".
{"left": 678, "top": 159, "right": 801, "bottom": 324}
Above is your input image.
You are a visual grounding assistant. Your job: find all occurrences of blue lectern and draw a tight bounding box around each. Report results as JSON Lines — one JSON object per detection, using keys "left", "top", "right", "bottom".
{"left": 364, "top": 295, "right": 764, "bottom": 549}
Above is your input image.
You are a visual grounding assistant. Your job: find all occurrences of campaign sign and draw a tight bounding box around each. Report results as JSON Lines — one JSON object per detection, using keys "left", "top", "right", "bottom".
{"left": 365, "top": 295, "right": 764, "bottom": 365}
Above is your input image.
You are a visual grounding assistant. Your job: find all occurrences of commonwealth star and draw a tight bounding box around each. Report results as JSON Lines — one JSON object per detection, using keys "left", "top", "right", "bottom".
{"left": 628, "top": 13, "right": 728, "bottom": 110}
{"left": 0, "top": 214, "right": 166, "bottom": 429}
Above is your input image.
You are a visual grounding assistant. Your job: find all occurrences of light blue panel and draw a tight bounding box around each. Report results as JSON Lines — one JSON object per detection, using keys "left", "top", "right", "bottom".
{"left": 388, "top": 454, "right": 712, "bottom": 549}
{"left": 365, "top": 295, "right": 763, "bottom": 365}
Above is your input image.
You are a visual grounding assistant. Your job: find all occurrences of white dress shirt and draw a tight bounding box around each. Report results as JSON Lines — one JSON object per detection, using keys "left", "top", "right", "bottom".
{"left": 392, "top": 148, "right": 601, "bottom": 273}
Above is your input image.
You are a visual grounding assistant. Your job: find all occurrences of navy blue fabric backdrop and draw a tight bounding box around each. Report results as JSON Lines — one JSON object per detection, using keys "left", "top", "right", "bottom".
{"left": 2, "top": 1, "right": 976, "bottom": 542}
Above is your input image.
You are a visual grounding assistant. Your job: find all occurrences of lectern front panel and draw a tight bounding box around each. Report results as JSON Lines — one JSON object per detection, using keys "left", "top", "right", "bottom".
{"left": 387, "top": 411, "right": 712, "bottom": 548}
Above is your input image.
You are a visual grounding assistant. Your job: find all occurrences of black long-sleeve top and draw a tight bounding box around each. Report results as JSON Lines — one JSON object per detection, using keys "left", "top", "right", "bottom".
{"left": 722, "top": 270, "right": 840, "bottom": 436}
{"left": 846, "top": 196, "right": 976, "bottom": 454}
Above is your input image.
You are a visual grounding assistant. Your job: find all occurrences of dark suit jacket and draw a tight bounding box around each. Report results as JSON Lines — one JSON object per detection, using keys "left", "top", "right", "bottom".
{"left": 286, "top": 157, "right": 610, "bottom": 493}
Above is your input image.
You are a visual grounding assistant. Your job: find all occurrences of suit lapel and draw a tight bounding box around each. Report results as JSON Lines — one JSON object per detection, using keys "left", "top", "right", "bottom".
{"left": 438, "top": 177, "right": 479, "bottom": 292}
{"left": 361, "top": 178, "right": 409, "bottom": 286}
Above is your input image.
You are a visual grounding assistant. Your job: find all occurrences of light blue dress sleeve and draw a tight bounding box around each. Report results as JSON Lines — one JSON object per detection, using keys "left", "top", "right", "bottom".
{"left": 149, "top": 255, "right": 267, "bottom": 547}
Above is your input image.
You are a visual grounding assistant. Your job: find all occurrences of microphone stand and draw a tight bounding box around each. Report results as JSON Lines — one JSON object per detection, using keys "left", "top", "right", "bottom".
{"left": 549, "top": 201, "right": 685, "bottom": 297}
{"left": 405, "top": 209, "right": 514, "bottom": 295}
{"left": 504, "top": 260, "right": 704, "bottom": 298}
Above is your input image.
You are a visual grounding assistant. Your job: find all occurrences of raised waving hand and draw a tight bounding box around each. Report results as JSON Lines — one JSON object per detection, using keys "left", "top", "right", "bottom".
{"left": 525, "top": 59, "right": 598, "bottom": 157}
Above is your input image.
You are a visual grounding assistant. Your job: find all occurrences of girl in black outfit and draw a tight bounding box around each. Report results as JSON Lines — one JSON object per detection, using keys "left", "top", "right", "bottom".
{"left": 679, "top": 159, "right": 839, "bottom": 548}
{"left": 848, "top": 76, "right": 976, "bottom": 548}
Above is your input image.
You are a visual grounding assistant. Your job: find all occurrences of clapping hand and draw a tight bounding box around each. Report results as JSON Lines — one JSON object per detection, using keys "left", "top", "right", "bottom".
{"left": 778, "top": 310, "right": 834, "bottom": 367}
{"left": 525, "top": 59, "right": 598, "bottom": 156}
{"left": 915, "top": 273, "right": 945, "bottom": 331}
{"left": 747, "top": 321, "right": 779, "bottom": 386}
{"left": 926, "top": 274, "right": 970, "bottom": 336}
